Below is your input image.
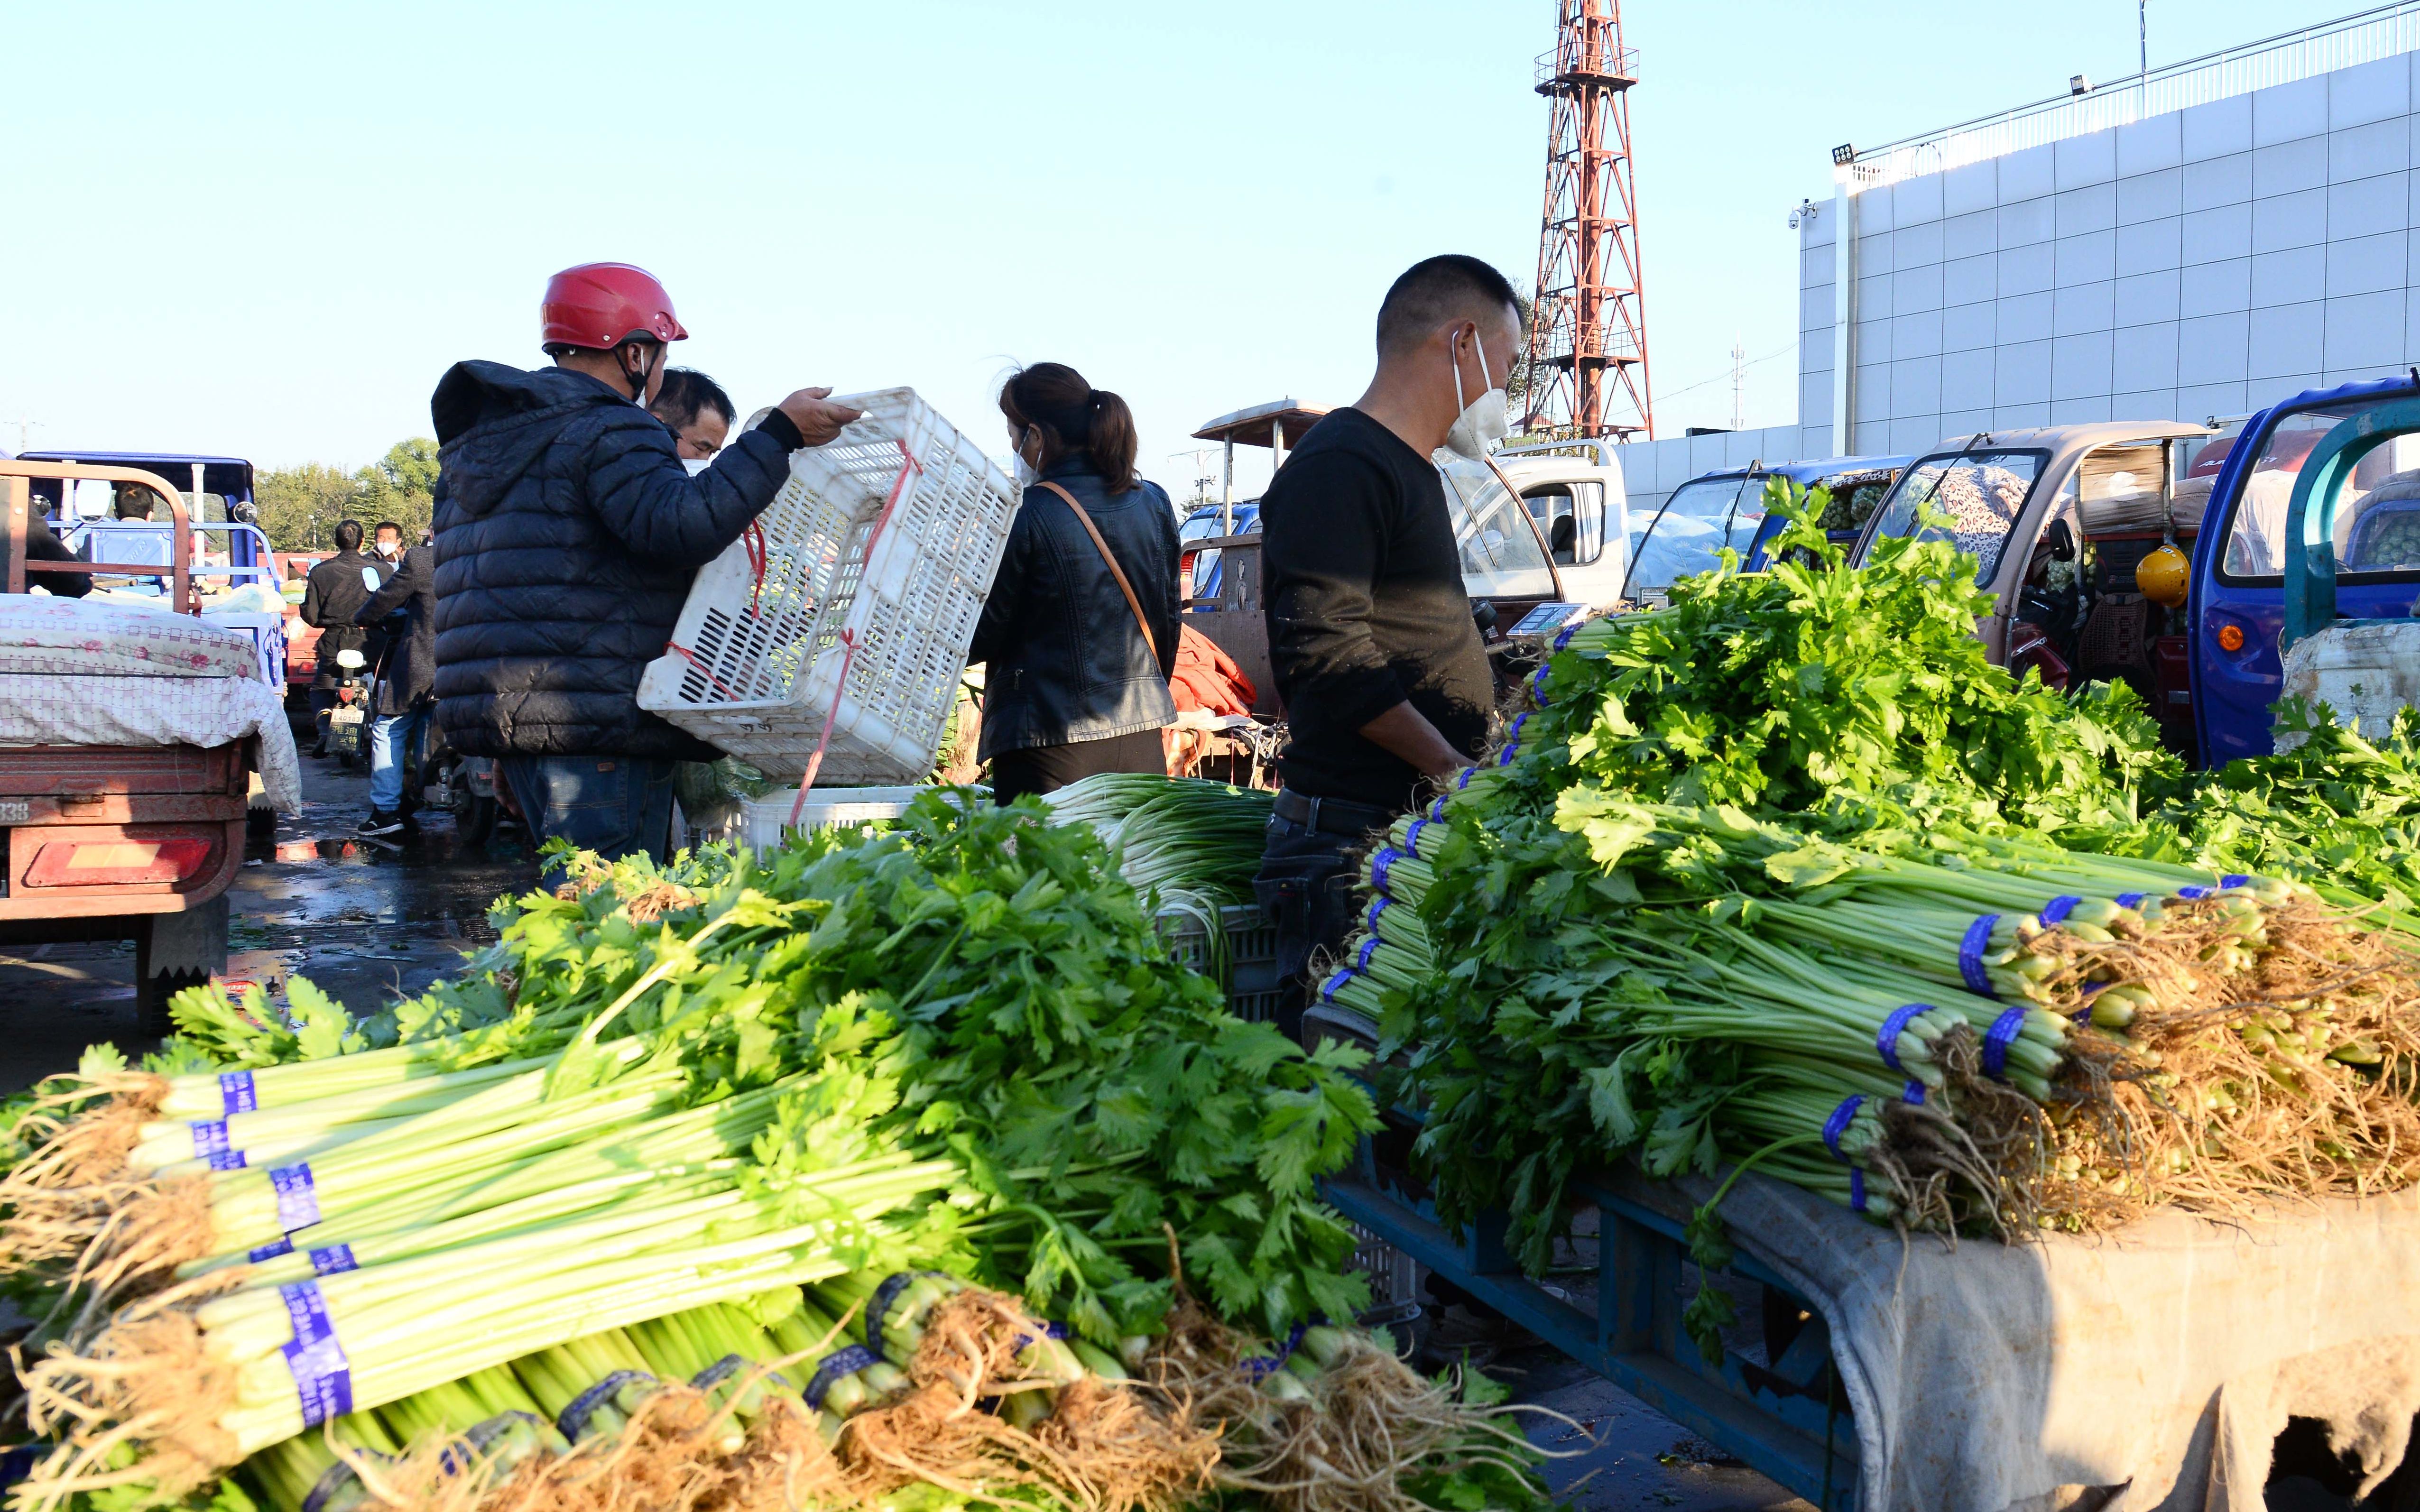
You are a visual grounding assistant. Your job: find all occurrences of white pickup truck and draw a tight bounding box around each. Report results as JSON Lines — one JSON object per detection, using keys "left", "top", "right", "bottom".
{"left": 1437, "top": 437, "right": 1636, "bottom": 620}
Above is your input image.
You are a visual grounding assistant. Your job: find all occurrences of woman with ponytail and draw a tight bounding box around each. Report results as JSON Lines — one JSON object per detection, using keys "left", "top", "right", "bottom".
{"left": 969, "top": 362, "right": 1182, "bottom": 802}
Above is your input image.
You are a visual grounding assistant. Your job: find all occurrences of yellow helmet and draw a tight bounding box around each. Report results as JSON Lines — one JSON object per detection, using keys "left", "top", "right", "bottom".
{"left": 2137, "top": 543, "right": 2189, "bottom": 608}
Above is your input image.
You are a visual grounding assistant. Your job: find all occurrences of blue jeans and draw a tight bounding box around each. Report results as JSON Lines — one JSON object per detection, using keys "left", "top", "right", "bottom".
{"left": 368, "top": 706, "right": 431, "bottom": 813}
{"left": 500, "top": 756, "right": 677, "bottom": 881}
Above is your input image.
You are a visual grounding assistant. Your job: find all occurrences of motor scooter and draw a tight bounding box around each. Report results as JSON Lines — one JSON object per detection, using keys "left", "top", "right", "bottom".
{"left": 325, "top": 648, "right": 370, "bottom": 767}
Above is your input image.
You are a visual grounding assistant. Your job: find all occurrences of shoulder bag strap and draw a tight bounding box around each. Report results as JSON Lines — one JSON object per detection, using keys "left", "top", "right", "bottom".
{"left": 1035, "top": 480, "right": 1159, "bottom": 665}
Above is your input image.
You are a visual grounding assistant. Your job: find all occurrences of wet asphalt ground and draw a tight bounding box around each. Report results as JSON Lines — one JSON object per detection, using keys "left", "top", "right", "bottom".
{"left": 0, "top": 745, "right": 541, "bottom": 1089}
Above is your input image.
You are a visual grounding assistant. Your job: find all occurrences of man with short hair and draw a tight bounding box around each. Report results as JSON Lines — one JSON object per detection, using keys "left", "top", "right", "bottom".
{"left": 370, "top": 520, "right": 404, "bottom": 562}
{"left": 430, "top": 262, "right": 860, "bottom": 873}
{"left": 299, "top": 519, "right": 384, "bottom": 756}
{"left": 1253, "top": 253, "right": 1519, "bottom": 1039}
{"left": 354, "top": 538, "right": 436, "bottom": 836}
{"left": 650, "top": 368, "right": 738, "bottom": 461}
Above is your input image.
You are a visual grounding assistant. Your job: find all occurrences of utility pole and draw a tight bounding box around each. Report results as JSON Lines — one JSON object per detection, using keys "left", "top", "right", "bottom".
{"left": 1729, "top": 335, "right": 1746, "bottom": 434}
{"left": 1167, "top": 448, "right": 1222, "bottom": 512}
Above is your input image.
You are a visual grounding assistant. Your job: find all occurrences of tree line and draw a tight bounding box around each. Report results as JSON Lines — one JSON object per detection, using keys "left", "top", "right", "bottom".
{"left": 254, "top": 439, "right": 438, "bottom": 553}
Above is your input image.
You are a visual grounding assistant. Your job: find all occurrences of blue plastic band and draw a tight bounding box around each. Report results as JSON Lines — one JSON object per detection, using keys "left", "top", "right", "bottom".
{"left": 1850, "top": 1167, "right": 1867, "bottom": 1213}
{"left": 1426, "top": 795, "right": 1450, "bottom": 821}
{"left": 1365, "top": 896, "right": 1389, "bottom": 932}
{"left": 1242, "top": 1322, "right": 1310, "bottom": 1380}
{"left": 1552, "top": 620, "right": 1581, "bottom": 651}
{"left": 1404, "top": 817, "right": 1430, "bottom": 855}
{"left": 557, "top": 1370, "right": 656, "bottom": 1442}
{"left": 804, "top": 1344, "right": 881, "bottom": 1409}
{"left": 208, "top": 1151, "right": 248, "bottom": 1171}
{"left": 277, "top": 1281, "right": 351, "bottom": 1427}
{"left": 190, "top": 1119, "right": 232, "bottom": 1162}
{"left": 219, "top": 1071, "right": 258, "bottom": 1116}
{"left": 2115, "top": 892, "right": 2146, "bottom": 909}
{"left": 1959, "top": 914, "right": 2001, "bottom": 998}
{"left": 1876, "top": 1004, "right": 1926, "bottom": 1071}
{"left": 249, "top": 1236, "right": 293, "bottom": 1263}
{"left": 690, "top": 1354, "right": 746, "bottom": 1391}
{"left": 2038, "top": 895, "right": 2082, "bottom": 925}
{"left": 1496, "top": 741, "right": 1521, "bottom": 767}
{"left": 1983, "top": 1006, "right": 2029, "bottom": 1081}
{"left": 1903, "top": 1081, "right": 1926, "bottom": 1106}
{"left": 2220, "top": 874, "right": 2250, "bottom": 888}
{"left": 1455, "top": 766, "right": 1476, "bottom": 790}
{"left": 1532, "top": 663, "right": 1552, "bottom": 701}
{"left": 1821, "top": 1095, "right": 1865, "bottom": 1162}
{"left": 307, "top": 1244, "right": 357, "bottom": 1277}
{"left": 1510, "top": 711, "right": 1531, "bottom": 739}
{"left": 302, "top": 1453, "right": 397, "bottom": 1512}
{"left": 1318, "top": 967, "right": 1357, "bottom": 1003}
{"left": 271, "top": 1163, "right": 321, "bottom": 1234}
{"left": 868, "top": 1271, "right": 949, "bottom": 1362}
{"left": 1356, "top": 937, "right": 1378, "bottom": 970}
{"left": 1371, "top": 848, "right": 1401, "bottom": 895}
{"left": 1011, "top": 1320, "right": 1072, "bottom": 1352}
{"left": 2177, "top": 884, "right": 2210, "bottom": 899}
{"left": 2076, "top": 977, "right": 2111, "bottom": 1023}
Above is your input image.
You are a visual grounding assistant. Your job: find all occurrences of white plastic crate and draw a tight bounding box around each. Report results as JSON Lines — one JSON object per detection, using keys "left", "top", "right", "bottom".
{"left": 741, "top": 784, "right": 931, "bottom": 856}
{"left": 637, "top": 389, "right": 1016, "bottom": 784}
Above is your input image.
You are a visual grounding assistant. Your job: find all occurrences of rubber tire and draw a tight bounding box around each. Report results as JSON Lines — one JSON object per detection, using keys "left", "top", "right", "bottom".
{"left": 456, "top": 794, "right": 498, "bottom": 848}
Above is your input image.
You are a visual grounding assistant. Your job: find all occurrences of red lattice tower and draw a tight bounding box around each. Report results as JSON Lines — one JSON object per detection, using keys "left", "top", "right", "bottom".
{"left": 1524, "top": 0, "right": 1653, "bottom": 442}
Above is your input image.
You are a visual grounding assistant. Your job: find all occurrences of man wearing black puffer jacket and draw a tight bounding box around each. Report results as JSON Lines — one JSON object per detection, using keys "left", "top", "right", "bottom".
{"left": 429, "top": 262, "right": 860, "bottom": 869}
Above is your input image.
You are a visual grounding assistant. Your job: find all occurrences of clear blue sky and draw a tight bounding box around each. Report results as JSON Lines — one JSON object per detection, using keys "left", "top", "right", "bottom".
{"left": 6, "top": 0, "right": 2366, "bottom": 498}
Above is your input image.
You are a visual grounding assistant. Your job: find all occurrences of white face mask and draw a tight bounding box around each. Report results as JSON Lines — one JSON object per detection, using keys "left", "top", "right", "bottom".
{"left": 1444, "top": 328, "right": 1509, "bottom": 461}
{"left": 1009, "top": 427, "right": 1041, "bottom": 489}
{"left": 683, "top": 458, "right": 711, "bottom": 477}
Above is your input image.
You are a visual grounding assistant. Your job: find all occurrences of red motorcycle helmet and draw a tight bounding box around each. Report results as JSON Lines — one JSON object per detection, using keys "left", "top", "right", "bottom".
{"left": 539, "top": 263, "right": 689, "bottom": 350}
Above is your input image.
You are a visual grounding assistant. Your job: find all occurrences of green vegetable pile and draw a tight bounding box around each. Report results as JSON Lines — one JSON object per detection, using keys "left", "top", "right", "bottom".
{"left": 1315, "top": 483, "right": 2420, "bottom": 1358}
{"left": 0, "top": 803, "right": 1555, "bottom": 1512}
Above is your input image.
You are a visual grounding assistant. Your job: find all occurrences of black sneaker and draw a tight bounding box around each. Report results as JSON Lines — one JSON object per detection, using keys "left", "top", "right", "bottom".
{"left": 357, "top": 811, "right": 404, "bottom": 837}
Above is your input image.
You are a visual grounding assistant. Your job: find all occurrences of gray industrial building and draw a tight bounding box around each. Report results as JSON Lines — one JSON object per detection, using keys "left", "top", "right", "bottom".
{"left": 1617, "top": 2, "right": 2420, "bottom": 519}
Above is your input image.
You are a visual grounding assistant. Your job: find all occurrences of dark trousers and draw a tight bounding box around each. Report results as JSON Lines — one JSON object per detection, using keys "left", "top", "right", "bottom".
{"left": 1254, "top": 793, "right": 1397, "bottom": 1042}
{"left": 988, "top": 728, "right": 1165, "bottom": 806}
{"left": 308, "top": 689, "right": 336, "bottom": 749}
{"left": 500, "top": 756, "right": 678, "bottom": 885}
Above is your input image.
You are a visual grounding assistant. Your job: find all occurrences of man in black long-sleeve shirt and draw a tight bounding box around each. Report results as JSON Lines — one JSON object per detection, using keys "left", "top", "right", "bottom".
{"left": 1254, "top": 255, "right": 1522, "bottom": 1038}
{"left": 299, "top": 519, "right": 384, "bottom": 757}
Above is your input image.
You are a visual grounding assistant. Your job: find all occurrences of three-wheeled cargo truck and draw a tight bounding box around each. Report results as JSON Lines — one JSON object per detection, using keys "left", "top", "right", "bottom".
{"left": 0, "top": 458, "right": 299, "bottom": 1034}
{"left": 1626, "top": 453, "right": 1912, "bottom": 608}
{"left": 1848, "top": 420, "right": 2230, "bottom": 755}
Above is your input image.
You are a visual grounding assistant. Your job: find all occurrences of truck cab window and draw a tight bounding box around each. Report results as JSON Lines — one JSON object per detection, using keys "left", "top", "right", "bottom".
{"left": 2219, "top": 406, "right": 2420, "bottom": 579}
{"left": 1866, "top": 450, "right": 2047, "bottom": 581}
{"left": 1625, "top": 476, "right": 1746, "bottom": 601}
{"left": 1526, "top": 482, "right": 1606, "bottom": 567}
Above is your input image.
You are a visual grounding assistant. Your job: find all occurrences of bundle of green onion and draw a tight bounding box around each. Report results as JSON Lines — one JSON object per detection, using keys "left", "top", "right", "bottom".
{"left": 1038, "top": 773, "right": 1272, "bottom": 902}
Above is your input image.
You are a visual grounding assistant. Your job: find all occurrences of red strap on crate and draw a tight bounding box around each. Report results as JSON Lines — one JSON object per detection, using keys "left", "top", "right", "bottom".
{"left": 744, "top": 522, "right": 768, "bottom": 618}
{"left": 661, "top": 641, "right": 746, "bottom": 701}
{"left": 785, "top": 441, "right": 923, "bottom": 831}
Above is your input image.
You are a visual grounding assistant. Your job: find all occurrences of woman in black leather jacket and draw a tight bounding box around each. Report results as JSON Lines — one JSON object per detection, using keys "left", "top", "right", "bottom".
{"left": 970, "top": 364, "right": 1181, "bottom": 803}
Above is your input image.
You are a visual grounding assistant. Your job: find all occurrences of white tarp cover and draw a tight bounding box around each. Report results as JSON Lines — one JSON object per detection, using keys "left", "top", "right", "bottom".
{"left": 0, "top": 672, "right": 301, "bottom": 811}
{"left": 1608, "top": 1168, "right": 2420, "bottom": 1511}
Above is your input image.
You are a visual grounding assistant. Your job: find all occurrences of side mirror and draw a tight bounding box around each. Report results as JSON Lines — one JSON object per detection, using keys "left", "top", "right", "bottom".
{"left": 2041, "top": 518, "right": 2078, "bottom": 563}
{"left": 335, "top": 649, "right": 367, "bottom": 670}
{"left": 361, "top": 566, "right": 382, "bottom": 591}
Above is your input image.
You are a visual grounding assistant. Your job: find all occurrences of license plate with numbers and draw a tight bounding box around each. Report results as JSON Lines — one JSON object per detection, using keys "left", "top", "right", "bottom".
{"left": 0, "top": 801, "right": 26, "bottom": 824}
